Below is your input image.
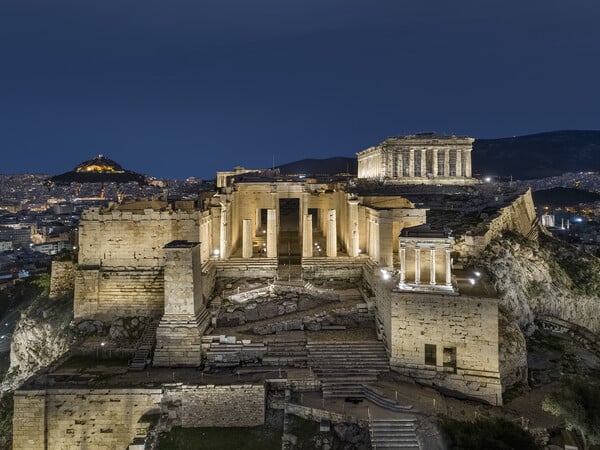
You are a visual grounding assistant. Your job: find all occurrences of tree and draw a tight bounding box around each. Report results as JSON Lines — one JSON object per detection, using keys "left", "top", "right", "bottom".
{"left": 542, "top": 378, "right": 600, "bottom": 450}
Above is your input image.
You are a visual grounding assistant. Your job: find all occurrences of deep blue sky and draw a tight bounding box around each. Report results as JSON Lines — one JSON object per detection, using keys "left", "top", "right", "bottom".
{"left": 1, "top": 0, "right": 599, "bottom": 179}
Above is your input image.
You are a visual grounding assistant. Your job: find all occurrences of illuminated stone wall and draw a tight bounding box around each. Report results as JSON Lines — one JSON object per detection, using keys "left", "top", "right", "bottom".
{"left": 390, "top": 293, "right": 502, "bottom": 405}
{"left": 12, "top": 384, "right": 265, "bottom": 449}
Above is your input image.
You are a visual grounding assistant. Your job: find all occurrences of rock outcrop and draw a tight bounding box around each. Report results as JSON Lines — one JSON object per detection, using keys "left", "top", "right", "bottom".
{"left": 498, "top": 307, "right": 528, "bottom": 390}
{"left": 480, "top": 233, "right": 600, "bottom": 335}
{"left": 1, "top": 294, "right": 73, "bottom": 394}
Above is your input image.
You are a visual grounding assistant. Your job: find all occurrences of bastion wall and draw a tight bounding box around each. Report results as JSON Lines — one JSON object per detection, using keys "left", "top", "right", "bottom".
{"left": 13, "top": 384, "right": 265, "bottom": 449}
{"left": 456, "top": 188, "right": 538, "bottom": 257}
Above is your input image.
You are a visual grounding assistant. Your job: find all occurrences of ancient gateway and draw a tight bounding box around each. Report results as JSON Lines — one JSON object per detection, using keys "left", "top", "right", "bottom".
{"left": 71, "top": 134, "right": 503, "bottom": 405}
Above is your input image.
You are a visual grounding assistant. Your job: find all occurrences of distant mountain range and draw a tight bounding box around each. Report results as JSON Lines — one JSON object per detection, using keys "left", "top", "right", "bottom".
{"left": 473, "top": 130, "right": 600, "bottom": 179}
{"left": 277, "top": 157, "right": 358, "bottom": 176}
{"left": 277, "top": 130, "right": 600, "bottom": 180}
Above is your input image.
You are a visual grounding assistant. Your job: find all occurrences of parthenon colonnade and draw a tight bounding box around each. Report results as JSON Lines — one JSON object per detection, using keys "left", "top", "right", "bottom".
{"left": 357, "top": 134, "right": 474, "bottom": 182}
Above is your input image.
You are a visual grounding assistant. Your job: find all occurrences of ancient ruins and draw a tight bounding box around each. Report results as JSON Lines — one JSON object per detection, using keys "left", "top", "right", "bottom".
{"left": 12, "top": 134, "right": 541, "bottom": 449}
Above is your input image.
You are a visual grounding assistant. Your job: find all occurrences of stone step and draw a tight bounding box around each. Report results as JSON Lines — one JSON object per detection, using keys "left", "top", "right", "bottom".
{"left": 262, "top": 356, "right": 307, "bottom": 366}
{"left": 370, "top": 419, "right": 420, "bottom": 450}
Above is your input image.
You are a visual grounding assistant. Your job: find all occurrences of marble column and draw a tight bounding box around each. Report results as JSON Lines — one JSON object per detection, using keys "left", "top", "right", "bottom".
{"left": 266, "top": 208, "right": 277, "bottom": 258}
{"left": 399, "top": 245, "right": 406, "bottom": 284}
{"left": 348, "top": 200, "right": 360, "bottom": 257}
{"left": 431, "top": 148, "right": 438, "bottom": 177}
{"left": 414, "top": 247, "right": 421, "bottom": 284}
{"left": 429, "top": 247, "right": 436, "bottom": 285}
{"left": 445, "top": 248, "right": 452, "bottom": 286}
{"left": 369, "top": 217, "right": 380, "bottom": 262}
{"left": 379, "top": 215, "right": 393, "bottom": 267}
{"left": 327, "top": 209, "right": 337, "bottom": 257}
{"left": 408, "top": 149, "right": 415, "bottom": 177}
{"left": 242, "top": 219, "right": 253, "bottom": 258}
{"left": 397, "top": 152, "right": 404, "bottom": 178}
{"left": 302, "top": 214, "right": 313, "bottom": 258}
{"left": 464, "top": 149, "right": 472, "bottom": 177}
{"left": 420, "top": 148, "right": 427, "bottom": 177}
{"left": 444, "top": 148, "right": 450, "bottom": 176}
{"left": 219, "top": 203, "right": 229, "bottom": 260}
{"left": 455, "top": 149, "right": 462, "bottom": 177}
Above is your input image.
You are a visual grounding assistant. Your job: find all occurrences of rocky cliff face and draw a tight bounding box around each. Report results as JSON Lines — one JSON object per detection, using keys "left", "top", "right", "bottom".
{"left": 0, "top": 294, "right": 73, "bottom": 394}
{"left": 498, "top": 307, "right": 528, "bottom": 390}
{"left": 480, "top": 233, "right": 600, "bottom": 335}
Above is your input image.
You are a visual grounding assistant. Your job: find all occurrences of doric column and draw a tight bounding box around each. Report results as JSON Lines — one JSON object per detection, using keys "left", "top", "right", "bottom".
{"left": 347, "top": 200, "right": 360, "bottom": 257}
{"left": 242, "top": 219, "right": 252, "bottom": 258}
{"left": 431, "top": 148, "right": 438, "bottom": 177}
{"left": 414, "top": 247, "right": 421, "bottom": 284}
{"left": 266, "top": 208, "right": 277, "bottom": 258}
{"left": 455, "top": 149, "right": 462, "bottom": 177}
{"left": 369, "top": 216, "right": 380, "bottom": 262}
{"left": 464, "top": 149, "right": 472, "bottom": 177}
{"left": 429, "top": 247, "right": 436, "bottom": 285}
{"left": 219, "top": 203, "right": 229, "bottom": 260}
{"left": 327, "top": 209, "right": 337, "bottom": 257}
{"left": 397, "top": 152, "right": 404, "bottom": 178}
{"left": 379, "top": 215, "right": 393, "bottom": 267}
{"left": 302, "top": 214, "right": 313, "bottom": 258}
{"left": 399, "top": 245, "right": 406, "bottom": 284}
{"left": 444, "top": 148, "right": 450, "bottom": 176}
{"left": 445, "top": 248, "right": 452, "bottom": 286}
{"left": 420, "top": 148, "right": 427, "bottom": 177}
{"left": 408, "top": 149, "right": 415, "bottom": 177}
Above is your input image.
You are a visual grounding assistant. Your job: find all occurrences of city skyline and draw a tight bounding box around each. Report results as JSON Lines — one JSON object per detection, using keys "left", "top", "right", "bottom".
{"left": 2, "top": 1, "right": 600, "bottom": 178}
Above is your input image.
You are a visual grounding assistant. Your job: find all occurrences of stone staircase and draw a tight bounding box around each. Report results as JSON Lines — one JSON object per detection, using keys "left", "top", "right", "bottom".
{"left": 369, "top": 418, "right": 420, "bottom": 449}
{"left": 262, "top": 333, "right": 308, "bottom": 367}
{"left": 307, "top": 339, "right": 389, "bottom": 399}
{"left": 129, "top": 320, "right": 159, "bottom": 370}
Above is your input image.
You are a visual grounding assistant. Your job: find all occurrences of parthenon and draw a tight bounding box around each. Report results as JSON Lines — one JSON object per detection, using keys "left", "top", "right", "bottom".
{"left": 357, "top": 133, "right": 475, "bottom": 184}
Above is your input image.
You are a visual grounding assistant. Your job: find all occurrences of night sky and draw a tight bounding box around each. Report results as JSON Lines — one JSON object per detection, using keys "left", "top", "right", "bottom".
{"left": 2, "top": 0, "right": 599, "bottom": 179}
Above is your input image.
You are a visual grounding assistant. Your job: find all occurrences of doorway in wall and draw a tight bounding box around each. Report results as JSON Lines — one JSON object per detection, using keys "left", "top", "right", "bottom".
{"left": 278, "top": 199, "right": 301, "bottom": 276}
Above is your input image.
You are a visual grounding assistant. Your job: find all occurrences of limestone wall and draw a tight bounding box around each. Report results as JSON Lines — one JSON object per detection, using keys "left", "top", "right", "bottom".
{"left": 456, "top": 189, "right": 538, "bottom": 257}
{"left": 165, "top": 383, "right": 266, "bottom": 427}
{"left": 49, "top": 260, "right": 76, "bottom": 299}
{"left": 74, "top": 267, "right": 164, "bottom": 319}
{"left": 13, "top": 389, "right": 162, "bottom": 450}
{"left": 13, "top": 384, "right": 266, "bottom": 449}
{"left": 301, "top": 257, "right": 366, "bottom": 280}
{"left": 362, "top": 262, "right": 393, "bottom": 352}
{"left": 74, "top": 208, "right": 207, "bottom": 320}
{"left": 78, "top": 208, "right": 201, "bottom": 267}
{"left": 214, "top": 259, "right": 278, "bottom": 278}
{"left": 390, "top": 293, "right": 502, "bottom": 404}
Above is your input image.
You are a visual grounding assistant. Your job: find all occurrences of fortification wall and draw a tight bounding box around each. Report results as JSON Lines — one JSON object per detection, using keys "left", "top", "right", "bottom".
{"left": 78, "top": 208, "right": 200, "bottom": 267}
{"left": 13, "top": 389, "right": 162, "bottom": 450}
{"left": 456, "top": 189, "right": 538, "bottom": 257}
{"left": 13, "top": 384, "right": 265, "bottom": 448}
{"left": 75, "top": 208, "right": 205, "bottom": 319}
{"left": 49, "top": 260, "right": 76, "bottom": 299}
{"left": 74, "top": 267, "right": 164, "bottom": 319}
{"left": 390, "top": 293, "right": 502, "bottom": 404}
{"left": 362, "top": 262, "right": 393, "bottom": 352}
{"left": 164, "top": 383, "right": 265, "bottom": 427}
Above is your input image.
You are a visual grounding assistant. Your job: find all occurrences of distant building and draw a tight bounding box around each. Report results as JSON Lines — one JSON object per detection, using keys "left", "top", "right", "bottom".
{"left": 541, "top": 214, "right": 555, "bottom": 227}
{"left": 0, "top": 241, "right": 12, "bottom": 252}
{"left": 0, "top": 226, "right": 30, "bottom": 249}
{"left": 357, "top": 134, "right": 475, "bottom": 184}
